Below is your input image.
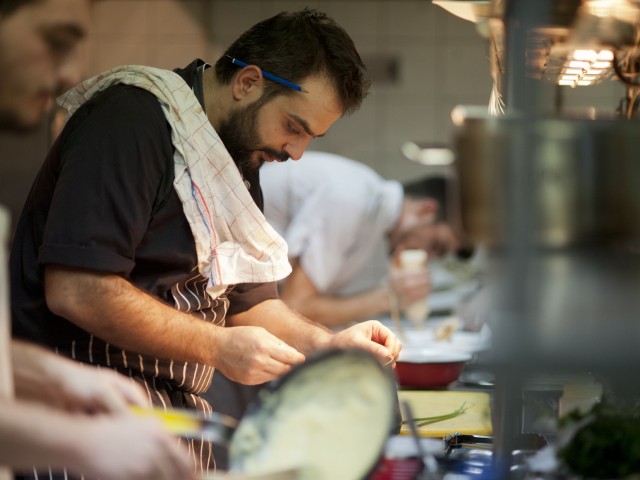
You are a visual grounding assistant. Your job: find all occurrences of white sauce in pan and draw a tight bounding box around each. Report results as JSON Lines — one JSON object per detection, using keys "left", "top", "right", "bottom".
{"left": 229, "top": 351, "right": 395, "bottom": 480}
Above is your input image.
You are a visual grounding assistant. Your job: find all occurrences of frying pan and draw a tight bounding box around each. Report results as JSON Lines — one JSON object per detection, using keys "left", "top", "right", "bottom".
{"left": 136, "top": 349, "right": 398, "bottom": 479}
{"left": 228, "top": 348, "right": 399, "bottom": 480}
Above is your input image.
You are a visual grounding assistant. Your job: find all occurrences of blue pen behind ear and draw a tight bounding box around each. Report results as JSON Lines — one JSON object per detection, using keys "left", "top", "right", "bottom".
{"left": 225, "top": 55, "right": 307, "bottom": 93}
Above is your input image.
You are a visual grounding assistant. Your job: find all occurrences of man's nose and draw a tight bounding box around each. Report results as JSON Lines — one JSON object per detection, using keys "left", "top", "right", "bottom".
{"left": 56, "top": 56, "right": 84, "bottom": 92}
{"left": 284, "top": 137, "right": 313, "bottom": 161}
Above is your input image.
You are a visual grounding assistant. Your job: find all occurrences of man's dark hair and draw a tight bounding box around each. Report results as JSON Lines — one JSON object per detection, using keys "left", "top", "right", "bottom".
{"left": 403, "top": 175, "right": 449, "bottom": 220}
{"left": 214, "top": 8, "right": 370, "bottom": 116}
{"left": 0, "top": 0, "right": 39, "bottom": 15}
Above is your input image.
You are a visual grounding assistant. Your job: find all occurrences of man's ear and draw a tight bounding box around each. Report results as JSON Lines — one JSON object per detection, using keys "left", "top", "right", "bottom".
{"left": 417, "top": 199, "right": 439, "bottom": 218}
{"left": 231, "top": 65, "right": 264, "bottom": 100}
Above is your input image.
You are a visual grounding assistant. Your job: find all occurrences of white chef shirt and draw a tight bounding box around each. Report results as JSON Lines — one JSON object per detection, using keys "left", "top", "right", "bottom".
{"left": 261, "top": 151, "right": 403, "bottom": 296}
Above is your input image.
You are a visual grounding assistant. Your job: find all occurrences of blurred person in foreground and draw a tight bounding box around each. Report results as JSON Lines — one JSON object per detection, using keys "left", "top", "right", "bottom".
{"left": 261, "top": 151, "right": 460, "bottom": 328}
{"left": 9, "top": 7, "right": 402, "bottom": 475}
{"left": 0, "top": 1, "right": 194, "bottom": 479}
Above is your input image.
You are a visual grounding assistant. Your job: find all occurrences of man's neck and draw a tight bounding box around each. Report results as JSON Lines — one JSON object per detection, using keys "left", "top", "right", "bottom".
{"left": 202, "top": 68, "right": 229, "bottom": 131}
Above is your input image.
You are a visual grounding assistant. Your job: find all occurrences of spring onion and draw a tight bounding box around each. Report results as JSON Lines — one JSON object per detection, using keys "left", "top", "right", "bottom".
{"left": 402, "top": 402, "right": 468, "bottom": 428}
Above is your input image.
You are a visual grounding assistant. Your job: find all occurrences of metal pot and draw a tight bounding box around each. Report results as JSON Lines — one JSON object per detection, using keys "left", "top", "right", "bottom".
{"left": 450, "top": 112, "right": 640, "bottom": 364}
{"left": 453, "top": 115, "right": 640, "bottom": 249}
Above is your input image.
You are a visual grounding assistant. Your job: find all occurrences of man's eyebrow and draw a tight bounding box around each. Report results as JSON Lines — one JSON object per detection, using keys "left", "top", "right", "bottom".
{"left": 63, "top": 24, "right": 87, "bottom": 39}
{"left": 290, "top": 114, "right": 327, "bottom": 138}
{"left": 49, "top": 23, "right": 87, "bottom": 39}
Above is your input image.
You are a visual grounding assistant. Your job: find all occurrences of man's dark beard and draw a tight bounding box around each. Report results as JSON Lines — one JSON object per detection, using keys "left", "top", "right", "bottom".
{"left": 217, "top": 97, "right": 289, "bottom": 175}
{"left": 0, "top": 110, "right": 40, "bottom": 133}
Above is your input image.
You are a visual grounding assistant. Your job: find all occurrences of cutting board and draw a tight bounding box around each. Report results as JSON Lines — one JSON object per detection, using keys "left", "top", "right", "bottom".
{"left": 398, "top": 390, "right": 492, "bottom": 438}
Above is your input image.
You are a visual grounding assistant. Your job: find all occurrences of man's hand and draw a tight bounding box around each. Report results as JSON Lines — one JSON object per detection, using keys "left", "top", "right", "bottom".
{"left": 398, "top": 222, "right": 460, "bottom": 259}
{"left": 73, "top": 414, "right": 195, "bottom": 480}
{"left": 0, "top": 400, "right": 195, "bottom": 480}
{"left": 327, "top": 320, "right": 402, "bottom": 366}
{"left": 389, "top": 262, "right": 431, "bottom": 309}
{"left": 213, "top": 326, "right": 306, "bottom": 385}
{"left": 13, "top": 340, "right": 148, "bottom": 414}
{"left": 52, "top": 361, "right": 149, "bottom": 414}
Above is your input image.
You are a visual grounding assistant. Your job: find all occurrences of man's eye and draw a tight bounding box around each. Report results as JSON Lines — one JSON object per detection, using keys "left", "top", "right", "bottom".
{"left": 45, "top": 34, "right": 75, "bottom": 56}
{"left": 287, "top": 122, "right": 300, "bottom": 135}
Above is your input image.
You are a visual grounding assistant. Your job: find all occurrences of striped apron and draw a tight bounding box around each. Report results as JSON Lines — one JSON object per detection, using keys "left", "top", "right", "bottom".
{"left": 23, "top": 268, "right": 229, "bottom": 480}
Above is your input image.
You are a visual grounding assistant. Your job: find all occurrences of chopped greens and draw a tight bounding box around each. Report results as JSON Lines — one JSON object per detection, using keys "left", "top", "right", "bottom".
{"left": 402, "top": 402, "right": 468, "bottom": 428}
{"left": 557, "top": 400, "right": 640, "bottom": 479}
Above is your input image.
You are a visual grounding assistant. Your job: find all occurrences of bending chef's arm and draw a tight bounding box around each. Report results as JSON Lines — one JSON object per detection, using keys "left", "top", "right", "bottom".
{"left": 44, "top": 265, "right": 304, "bottom": 385}
{"left": 279, "top": 259, "right": 391, "bottom": 328}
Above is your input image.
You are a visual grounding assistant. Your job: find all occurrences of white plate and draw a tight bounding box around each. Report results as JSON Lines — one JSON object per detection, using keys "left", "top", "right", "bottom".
{"left": 400, "top": 322, "right": 492, "bottom": 354}
{"left": 398, "top": 347, "right": 472, "bottom": 363}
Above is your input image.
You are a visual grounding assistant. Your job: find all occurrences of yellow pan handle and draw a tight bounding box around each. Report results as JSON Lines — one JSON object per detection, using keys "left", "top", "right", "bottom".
{"left": 130, "top": 406, "right": 202, "bottom": 436}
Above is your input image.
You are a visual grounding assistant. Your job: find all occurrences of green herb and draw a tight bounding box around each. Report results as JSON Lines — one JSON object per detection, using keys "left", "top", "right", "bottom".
{"left": 557, "top": 399, "right": 640, "bottom": 479}
{"left": 402, "top": 402, "right": 468, "bottom": 428}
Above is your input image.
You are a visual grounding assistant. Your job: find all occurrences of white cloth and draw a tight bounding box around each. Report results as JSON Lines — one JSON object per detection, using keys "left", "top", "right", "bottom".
{"left": 261, "top": 152, "right": 403, "bottom": 296}
{"left": 58, "top": 65, "right": 291, "bottom": 299}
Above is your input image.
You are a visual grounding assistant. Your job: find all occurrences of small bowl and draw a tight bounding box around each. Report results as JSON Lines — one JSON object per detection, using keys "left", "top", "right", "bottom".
{"left": 394, "top": 349, "right": 472, "bottom": 388}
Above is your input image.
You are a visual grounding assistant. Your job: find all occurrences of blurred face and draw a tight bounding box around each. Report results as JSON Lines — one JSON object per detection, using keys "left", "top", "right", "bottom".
{"left": 0, "top": 0, "right": 90, "bottom": 130}
{"left": 218, "top": 74, "right": 341, "bottom": 172}
{"left": 398, "top": 223, "right": 460, "bottom": 259}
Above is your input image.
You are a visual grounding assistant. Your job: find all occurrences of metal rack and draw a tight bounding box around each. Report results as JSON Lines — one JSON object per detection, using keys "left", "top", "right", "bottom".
{"left": 449, "top": 0, "right": 640, "bottom": 477}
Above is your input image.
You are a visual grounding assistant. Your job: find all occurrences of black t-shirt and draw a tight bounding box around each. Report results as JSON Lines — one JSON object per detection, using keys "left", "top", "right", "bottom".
{"left": 11, "top": 59, "right": 277, "bottom": 346}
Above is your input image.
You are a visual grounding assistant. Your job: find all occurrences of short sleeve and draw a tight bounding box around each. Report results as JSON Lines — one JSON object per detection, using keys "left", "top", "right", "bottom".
{"left": 38, "top": 86, "right": 174, "bottom": 275}
{"left": 227, "top": 281, "right": 279, "bottom": 315}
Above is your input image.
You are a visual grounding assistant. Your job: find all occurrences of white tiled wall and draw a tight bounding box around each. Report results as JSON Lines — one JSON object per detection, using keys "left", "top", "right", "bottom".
{"left": 0, "top": 0, "right": 627, "bottom": 227}
{"left": 87, "top": 0, "right": 213, "bottom": 72}
{"left": 79, "top": 0, "right": 501, "bottom": 182}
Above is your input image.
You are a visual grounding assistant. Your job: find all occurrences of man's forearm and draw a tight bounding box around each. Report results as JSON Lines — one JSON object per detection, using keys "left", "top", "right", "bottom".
{"left": 44, "top": 266, "right": 222, "bottom": 366}
{"left": 281, "top": 287, "right": 391, "bottom": 328}
{"left": 227, "top": 298, "right": 333, "bottom": 354}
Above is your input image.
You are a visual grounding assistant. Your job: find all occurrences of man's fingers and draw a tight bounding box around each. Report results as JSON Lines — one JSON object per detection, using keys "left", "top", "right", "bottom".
{"left": 270, "top": 341, "right": 306, "bottom": 365}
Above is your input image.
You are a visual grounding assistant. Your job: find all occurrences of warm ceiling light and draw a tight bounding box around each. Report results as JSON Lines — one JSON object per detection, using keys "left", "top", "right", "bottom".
{"left": 555, "top": 49, "right": 614, "bottom": 87}
{"left": 584, "top": 0, "right": 638, "bottom": 20}
{"left": 597, "top": 50, "right": 614, "bottom": 61}
{"left": 573, "top": 49, "right": 598, "bottom": 61}
{"left": 569, "top": 60, "right": 591, "bottom": 69}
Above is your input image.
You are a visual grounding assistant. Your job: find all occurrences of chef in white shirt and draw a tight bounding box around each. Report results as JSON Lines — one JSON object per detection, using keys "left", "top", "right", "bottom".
{"left": 261, "top": 150, "right": 459, "bottom": 328}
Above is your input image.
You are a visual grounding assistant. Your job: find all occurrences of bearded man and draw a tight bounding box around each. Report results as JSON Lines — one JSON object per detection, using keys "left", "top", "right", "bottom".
{"left": 10, "top": 8, "right": 402, "bottom": 474}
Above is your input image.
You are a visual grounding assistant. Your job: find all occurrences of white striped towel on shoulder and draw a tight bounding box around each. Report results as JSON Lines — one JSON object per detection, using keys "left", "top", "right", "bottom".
{"left": 58, "top": 65, "right": 291, "bottom": 299}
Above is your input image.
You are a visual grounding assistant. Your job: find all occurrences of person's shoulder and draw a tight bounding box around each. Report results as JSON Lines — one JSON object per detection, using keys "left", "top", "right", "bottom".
{"left": 67, "top": 84, "right": 167, "bottom": 136}
{"left": 87, "top": 84, "right": 162, "bottom": 116}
